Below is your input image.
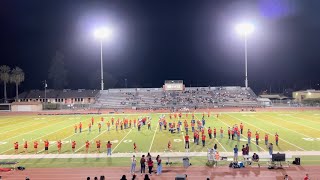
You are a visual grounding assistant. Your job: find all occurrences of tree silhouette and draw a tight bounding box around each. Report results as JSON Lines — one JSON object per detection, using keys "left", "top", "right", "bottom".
{"left": 0, "top": 65, "right": 11, "bottom": 102}
{"left": 10, "top": 67, "right": 25, "bottom": 101}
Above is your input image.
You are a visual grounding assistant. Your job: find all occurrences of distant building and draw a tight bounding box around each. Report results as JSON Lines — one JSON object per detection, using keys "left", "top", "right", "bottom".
{"left": 17, "top": 89, "right": 99, "bottom": 104}
{"left": 293, "top": 89, "right": 320, "bottom": 102}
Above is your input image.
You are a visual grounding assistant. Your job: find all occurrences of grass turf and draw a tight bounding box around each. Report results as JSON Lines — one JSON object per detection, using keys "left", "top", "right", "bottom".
{"left": 0, "top": 111, "right": 320, "bottom": 157}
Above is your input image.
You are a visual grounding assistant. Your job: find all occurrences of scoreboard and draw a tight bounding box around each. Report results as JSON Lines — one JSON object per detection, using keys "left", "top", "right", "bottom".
{"left": 163, "top": 80, "right": 185, "bottom": 91}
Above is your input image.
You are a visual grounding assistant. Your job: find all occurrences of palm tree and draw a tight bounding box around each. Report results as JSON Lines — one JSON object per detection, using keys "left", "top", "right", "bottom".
{"left": 0, "top": 65, "right": 11, "bottom": 103}
{"left": 10, "top": 67, "right": 25, "bottom": 101}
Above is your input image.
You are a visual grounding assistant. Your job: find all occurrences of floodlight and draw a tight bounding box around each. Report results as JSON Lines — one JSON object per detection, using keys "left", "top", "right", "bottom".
{"left": 235, "top": 23, "right": 254, "bottom": 36}
{"left": 94, "top": 27, "right": 113, "bottom": 40}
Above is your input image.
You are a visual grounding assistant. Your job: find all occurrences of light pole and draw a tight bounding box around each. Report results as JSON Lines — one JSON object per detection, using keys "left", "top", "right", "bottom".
{"left": 235, "top": 23, "right": 254, "bottom": 89}
{"left": 94, "top": 27, "right": 113, "bottom": 90}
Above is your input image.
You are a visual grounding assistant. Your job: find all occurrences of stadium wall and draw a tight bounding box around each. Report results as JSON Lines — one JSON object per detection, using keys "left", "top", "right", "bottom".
{"left": 11, "top": 102, "right": 43, "bottom": 112}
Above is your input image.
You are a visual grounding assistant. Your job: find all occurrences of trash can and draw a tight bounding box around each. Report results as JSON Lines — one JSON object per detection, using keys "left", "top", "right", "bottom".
{"left": 183, "top": 157, "right": 190, "bottom": 168}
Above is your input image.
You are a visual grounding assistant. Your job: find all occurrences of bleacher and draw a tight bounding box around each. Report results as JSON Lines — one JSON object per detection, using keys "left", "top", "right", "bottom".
{"left": 92, "top": 86, "right": 258, "bottom": 109}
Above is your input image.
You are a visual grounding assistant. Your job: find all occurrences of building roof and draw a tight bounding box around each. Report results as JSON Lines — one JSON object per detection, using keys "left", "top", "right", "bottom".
{"left": 259, "top": 94, "right": 289, "bottom": 100}
{"left": 294, "top": 89, "right": 320, "bottom": 94}
{"left": 18, "top": 89, "right": 99, "bottom": 99}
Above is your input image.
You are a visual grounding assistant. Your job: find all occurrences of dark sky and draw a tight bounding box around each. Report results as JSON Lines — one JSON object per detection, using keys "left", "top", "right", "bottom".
{"left": 1, "top": 0, "right": 320, "bottom": 97}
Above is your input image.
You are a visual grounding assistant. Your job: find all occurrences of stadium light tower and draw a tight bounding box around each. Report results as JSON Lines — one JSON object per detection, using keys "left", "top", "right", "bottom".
{"left": 235, "top": 23, "right": 254, "bottom": 89}
{"left": 94, "top": 27, "right": 113, "bottom": 90}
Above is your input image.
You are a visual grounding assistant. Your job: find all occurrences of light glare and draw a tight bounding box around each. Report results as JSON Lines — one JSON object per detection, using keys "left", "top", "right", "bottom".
{"left": 94, "top": 27, "right": 113, "bottom": 40}
{"left": 235, "top": 23, "right": 254, "bottom": 35}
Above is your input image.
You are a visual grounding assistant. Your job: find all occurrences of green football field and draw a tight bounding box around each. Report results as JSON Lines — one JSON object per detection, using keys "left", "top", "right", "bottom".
{"left": 0, "top": 111, "right": 320, "bottom": 155}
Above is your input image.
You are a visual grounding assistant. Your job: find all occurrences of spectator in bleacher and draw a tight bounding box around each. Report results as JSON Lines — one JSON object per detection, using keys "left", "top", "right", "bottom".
{"left": 94, "top": 177, "right": 98, "bottom": 180}
{"left": 86, "top": 177, "right": 90, "bottom": 180}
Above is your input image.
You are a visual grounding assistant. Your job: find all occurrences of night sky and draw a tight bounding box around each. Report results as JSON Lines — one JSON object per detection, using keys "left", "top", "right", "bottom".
{"left": 1, "top": 0, "right": 320, "bottom": 98}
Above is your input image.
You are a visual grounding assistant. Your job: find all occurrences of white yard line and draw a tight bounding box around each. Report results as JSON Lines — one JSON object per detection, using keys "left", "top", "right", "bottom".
{"left": 148, "top": 122, "right": 159, "bottom": 152}
{"left": 0, "top": 117, "right": 77, "bottom": 154}
{"left": 111, "top": 129, "right": 133, "bottom": 153}
{"left": 194, "top": 114, "right": 229, "bottom": 152}
{"left": 38, "top": 127, "right": 89, "bottom": 154}
{"left": 0, "top": 116, "right": 68, "bottom": 142}
{"left": 0, "top": 120, "right": 52, "bottom": 135}
{"left": 75, "top": 129, "right": 108, "bottom": 153}
{"left": 288, "top": 115, "right": 320, "bottom": 125}
{"left": 226, "top": 113, "right": 306, "bottom": 151}
{"left": 253, "top": 116, "right": 313, "bottom": 138}
{"left": 264, "top": 114, "right": 320, "bottom": 133}
{"left": 214, "top": 116, "right": 265, "bottom": 152}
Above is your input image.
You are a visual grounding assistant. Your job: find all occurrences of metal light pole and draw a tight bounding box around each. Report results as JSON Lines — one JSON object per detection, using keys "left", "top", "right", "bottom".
{"left": 244, "top": 34, "right": 248, "bottom": 88}
{"left": 100, "top": 40, "right": 104, "bottom": 90}
{"left": 235, "top": 23, "right": 254, "bottom": 89}
{"left": 94, "top": 27, "right": 113, "bottom": 90}
{"left": 44, "top": 80, "right": 47, "bottom": 103}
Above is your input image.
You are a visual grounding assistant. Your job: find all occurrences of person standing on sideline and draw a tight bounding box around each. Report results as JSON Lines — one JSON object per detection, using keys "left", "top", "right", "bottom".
{"left": 228, "top": 127, "right": 231, "bottom": 139}
{"left": 72, "top": 140, "right": 76, "bottom": 153}
{"left": 107, "top": 121, "right": 111, "bottom": 131}
{"left": 245, "top": 144, "right": 250, "bottom": 156}
{"left": 213, "top": 144, "right": 218, "bottom": 153}
{"left": 167, "top": 141, "right": 172, "bottom": 152}
{"left": 220, "top": 127, "right": 224, "bottom": 138}
{"left": 247, "top": 129, "right": 251, "bottom": 144}
{"left": 233, "top": 145, "right": 238, "bottom": 162}
{"left": 88, "top": 123, "right": 92, "bottom": 132}
{"left": 265, "top": 133, "right": 269, "bottom": 145}
{"left": 85, "top": 140, "right": 90, "bottom": 153}
{"left": 57, "top": 140, "right": 62, "bottom": 154}
{"left": 147, "top": 157, "right": 153, "bottom": 176}
{"left": 130, "top": 155, "right": 137, "bottom": 174}
{"left": 202, "top": 133, "right": 206, "bottom": 147}
{"left": 184, "top": 133, "right": 190, "bottom": 150}
{"left": 107, "top": 141, "right": 112, "bottom": 156}
{"left": 268, "top": 143, "right": 273, "bottom": 156}
{"left": 98, "top": 123, "right": 101, "bottom": 133}
{"left": 275, "top": 133, "right": 279, "bottom": 146}
{"left": 208, "top": 127, "right": 212, "bottom": 139}
{"left": 14, "top": 142, "right": 19, "bottom": 154}
{"left": 96, "top": 140, "right": 101, "bottom": 153}
{"left": 33, "top": 141, "right": 38, "bottom": 154}
{"left": 133, "top": 142, "right": 137, "bottom": 153}
{"left": 79, "top": 122, "right": 82, "bottom": 133}
{"left": 24, "top": 141, "right": 28, "bottom": 153}
{"left": 140, "top": 155, "right": 146, "bottom": 175}
{"left": 255, "top": 131, "right": 259, "bottom": 145}
{"left": 44, "top": 140, "right": 49, "bottom": 154}
{"left": 156, "top": 155, "right": 162, "bottom": 175}
{"left": 240, "top": 122, "right": 244, "bottom": 134}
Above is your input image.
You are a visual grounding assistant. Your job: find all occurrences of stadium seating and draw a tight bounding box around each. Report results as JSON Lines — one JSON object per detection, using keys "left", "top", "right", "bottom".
{"left": 92, "top": 86, "right": 258, "bottom": 109}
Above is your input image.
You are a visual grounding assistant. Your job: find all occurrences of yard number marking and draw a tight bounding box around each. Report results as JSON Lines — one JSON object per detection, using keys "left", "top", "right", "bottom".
{"left": 123, "top": 139, "right": 132, "bottom": 143}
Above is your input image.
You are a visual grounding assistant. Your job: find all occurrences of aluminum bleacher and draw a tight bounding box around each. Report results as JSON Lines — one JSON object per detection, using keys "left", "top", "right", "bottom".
{"left": 92, "top": 86, "right": 258, "bottom": 109}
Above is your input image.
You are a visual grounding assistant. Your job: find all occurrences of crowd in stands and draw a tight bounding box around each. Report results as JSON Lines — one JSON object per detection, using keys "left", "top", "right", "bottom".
{"left": 94, "top": 86, "right": 258, "bottom": 109}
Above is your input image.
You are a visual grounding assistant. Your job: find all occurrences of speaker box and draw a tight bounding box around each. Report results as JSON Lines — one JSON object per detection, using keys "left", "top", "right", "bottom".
{"left": 175, "top": 174, "right": 187, "bottom": 180}
{"left": 295, "top": 157, "right": 300, "bottom": 165}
